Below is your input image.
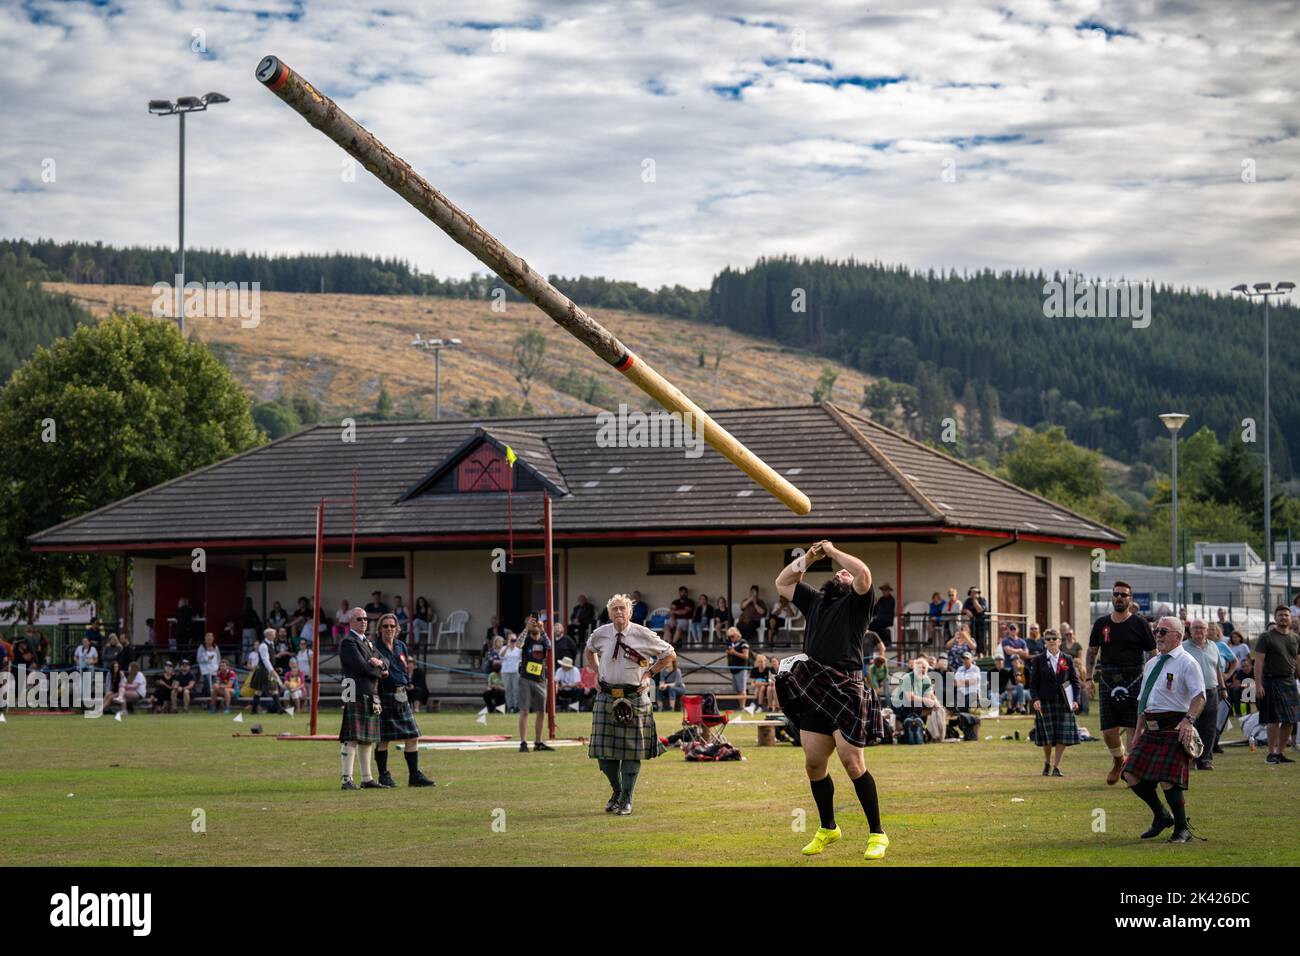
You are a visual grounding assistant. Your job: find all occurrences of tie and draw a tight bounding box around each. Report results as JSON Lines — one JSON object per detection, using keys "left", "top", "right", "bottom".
{"left": 1137, "top": 653, "right": 1172, "bottom": 714}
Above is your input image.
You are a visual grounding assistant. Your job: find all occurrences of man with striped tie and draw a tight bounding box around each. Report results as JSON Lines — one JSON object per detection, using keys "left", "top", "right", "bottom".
{"left": 1121, "top": 616, "right": 1206, "bottom": 844}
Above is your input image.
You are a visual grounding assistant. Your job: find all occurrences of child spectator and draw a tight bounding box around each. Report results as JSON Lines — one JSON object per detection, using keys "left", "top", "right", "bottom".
{"left": 282, "top": 657, "right": 306, "bottom": 708}
{"left": 212, "top": 658, "right": 236, "bottom": 714}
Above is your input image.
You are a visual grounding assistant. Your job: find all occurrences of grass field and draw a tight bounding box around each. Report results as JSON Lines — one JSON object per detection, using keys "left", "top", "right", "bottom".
{"left": 2, "top": 708, "right": 1295, "bottom": 867}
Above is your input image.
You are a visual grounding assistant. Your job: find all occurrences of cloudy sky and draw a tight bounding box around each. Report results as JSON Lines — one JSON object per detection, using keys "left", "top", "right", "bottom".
{"left": 1, "top": 0, "right": 1297, "bottom": 293}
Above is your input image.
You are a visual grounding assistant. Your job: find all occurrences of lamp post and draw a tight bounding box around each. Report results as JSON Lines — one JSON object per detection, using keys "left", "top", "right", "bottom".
{"left": 1230, "top": 280, "right": 1295, "bottom": 612}
{"left": 148, "top": 92, "right": 230, "bottom": 334}
{"left": 410, "top": 335, "right": 463, "bottom": 419}
{"left": 1159, "top": 413, "right": 1189, "bottom": 613}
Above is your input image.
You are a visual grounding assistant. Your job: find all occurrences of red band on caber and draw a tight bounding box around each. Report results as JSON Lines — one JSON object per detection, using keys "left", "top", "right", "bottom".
{"left": 614, "top": 353, "right": 634, "bottom": 372}
{"left": 268, "top": 63, "right": 289, "bottom": 91}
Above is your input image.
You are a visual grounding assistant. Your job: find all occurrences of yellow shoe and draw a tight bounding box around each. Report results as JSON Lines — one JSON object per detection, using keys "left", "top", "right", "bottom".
{"left": 801, "top": 826, "right": 842, "bottom": 855}
{"left": 863, "top": 832, "right": 890, "bottom": 861}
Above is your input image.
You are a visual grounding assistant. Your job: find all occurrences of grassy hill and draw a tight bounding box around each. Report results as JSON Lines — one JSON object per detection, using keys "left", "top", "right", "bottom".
{"left": 46, "top": 283, "right": 883, "bottom": 420}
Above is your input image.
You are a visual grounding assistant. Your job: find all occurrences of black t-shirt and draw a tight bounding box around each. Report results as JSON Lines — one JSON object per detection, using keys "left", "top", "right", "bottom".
{"left": 791, "top": 582, "right": 876, "bottom": 673}
{"left": 520, "top": 634, "right": 550, "bottom": 683}
{"left": 1088, "top": 614, "right": 1155, "bottom": 669}
{"left": 175, "top": 670, "right": 196, "bottom": 689}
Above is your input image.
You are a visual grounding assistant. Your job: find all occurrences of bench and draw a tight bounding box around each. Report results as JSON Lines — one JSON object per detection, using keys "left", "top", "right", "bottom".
{"left": 728, "top": 717, "right": 786, "bottom": 746}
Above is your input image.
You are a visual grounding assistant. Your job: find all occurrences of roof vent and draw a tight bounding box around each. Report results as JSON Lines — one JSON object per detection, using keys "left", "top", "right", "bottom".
{"left": 737, "top": 489, "right": 754, "bottom": 497}
{"left": 607, "top": 466, "right": 624, "bottom": 474}
{"left": 676, "top": 484, "right": 693, "bottom": 493}
{"left": 392, "top": 437, "right": 408, "bottom": 444}
{"left": 787, "top": 467, "right": 802, "bottom": 475}
{"left": 583, "top": 480, "right": 600, "bottom": 489}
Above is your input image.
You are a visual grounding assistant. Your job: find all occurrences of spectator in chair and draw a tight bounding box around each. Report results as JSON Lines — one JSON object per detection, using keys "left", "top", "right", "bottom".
{"left": 954, "top": 652, "right": 983, "bottom": 712}
{"left": 266, "top": 600, "right": 289, "bottom": 631}
{"left": 412, "top": 596, "right": 434, "bottom": 646}
{"left": 392, "top": 595, "right": 409, "bottom": 638}
{"left": 1001, "top": 656, "right": 1029, "bottom": 714}
{"left": 283, "top": 658, "right": 307, "bottom": 709}
{"left": 152, "top": 662, "right": 179, "bottom": 713}
{"left": 100, "top": 633, "right": 122, "bottom": 672}
{"left": 725, "top": 627, "right": 751, "bottom": 697}
{"left": 212, "top": 658, "right": 236, "bottom": 714}
{"left": 112, "top": 661, "right": 147, "bottom": 713}
{"left": 892, "top": 658, "right": 939, "bottom": 731}
{"left": 101, "top": 661, "right": 123, "bottom": 711}
{"left": 172, "top": 659, "right": 197, "bottom": 713}
{"left": 364, "top": 591, "right": 390, "bottom": 617}
{"left": 1001, "top": 624, "right": 1030, "bottom": 669}
{"left": 713, "top": 596, "right": 735, "bottom": 636}
{"left": 484, "top": 668, "right": 506, "bottom": 711}
{"left": 484, "top": 635, "right": 505, "bottom": 674}
{"left": 767, "top": 595, "right": 800, "bottom": 642}
{"left": 579, "top": 661, "right": 599, "bottom": 711}
{"left": 666, "top": 587, "right": 695, "bottom": 646}
{"left": 691, "top": 595, "right": 710, "bottom": 643}
{"left": 556, "top": 656, "right": 585, "bottom": 709}
{"left": 74, "top": 635, "right": 98, "bottom": 673}
{"left": 737, "top": 586, "right": 767, "bottom": 642}
{"left": 656, "top": 663, "right": 685, "bottom": 712}
{"left": 866, "top": 648, "right": 890, "bottom": 697}
{"left": 630, "top": 591, "right": 649, "bottom": 627}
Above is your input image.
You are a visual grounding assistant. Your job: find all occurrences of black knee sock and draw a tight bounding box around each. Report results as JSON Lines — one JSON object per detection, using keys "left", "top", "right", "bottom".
{"left": 809, "top": 774, "right": 835, "bottom": 830}
{"left": 375, "top": 749, "right": 389, "bottom": 776}
{"left": 1130, "top": 780, "right": 1167, "bottom": 820}
{"left": 599, "top": 759, "right": 621, "bottom": 792}
{"left": 619, "top": 760, "right": 641, "bottom": 798}
{"left": 403, "top": 749, "right": 420, "bottom": 778}
{"left": 851, "top": 769, "right": 884, "bottom": 835}
{"left": 1163, "top": 787, "right": 1187, "bottom": 830}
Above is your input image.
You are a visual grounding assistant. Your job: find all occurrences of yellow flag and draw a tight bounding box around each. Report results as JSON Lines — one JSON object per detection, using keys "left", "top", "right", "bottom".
{"left": 505, "top": 445, "right": 517, "bottom": 467}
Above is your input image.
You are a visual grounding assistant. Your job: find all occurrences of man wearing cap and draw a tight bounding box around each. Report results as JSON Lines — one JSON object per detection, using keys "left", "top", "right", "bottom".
{"left": 1255, "top": 606, "right": 1300, "bottom": 765}
{"left": 172, "top": 659, "right": 197, "bottom": 713}
{"left": 338, "top": 607, "right": 386, "bottom": 790}
{"left": 1087, "top": 581, "right": 1156, "bottom": 785}
{"left": 555, "top": 655, "right": 584, "bottom": 710}
{"left": 963, "top": 587, "right": 989, "bottom": 653}
{"left": 586, "top": 593, "right": 676, "bottom": 815}
{"left": 869, "top": 583, "right": 896, "bottom": 647}
{"left": 373, "top": 613, "right": 434, "bottom": 788}
{"left": 1121, "top": 616, "right": 1205, "bottom": 844}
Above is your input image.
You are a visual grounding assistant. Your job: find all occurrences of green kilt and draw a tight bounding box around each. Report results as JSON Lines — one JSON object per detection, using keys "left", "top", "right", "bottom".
{"left": 378, "top": 691, "right": 421, "bottom": 741}
{"left": 339, "top": 697, "right": 381, "bottom": 743}
{"left": 588, "top": 691, "right": 665, "bottom": 761}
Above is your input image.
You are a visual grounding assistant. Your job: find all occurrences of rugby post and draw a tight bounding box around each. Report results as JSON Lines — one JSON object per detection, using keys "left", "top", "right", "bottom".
{"left": 255, "top": 55, "right": 811, "bottom": 516}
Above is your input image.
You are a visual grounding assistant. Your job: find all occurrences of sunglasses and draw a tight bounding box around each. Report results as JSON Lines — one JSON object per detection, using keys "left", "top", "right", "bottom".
{"left": 1154, "top": 627, "right": 1172, "bottom": 635}
{"left": 1112, "top": 592, "right": 1131, "bottom": 598}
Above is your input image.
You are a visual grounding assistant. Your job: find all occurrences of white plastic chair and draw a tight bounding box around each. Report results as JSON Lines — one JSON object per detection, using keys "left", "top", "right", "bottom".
{"left": 436, "top": 609, "right": 469, "bottom": 649}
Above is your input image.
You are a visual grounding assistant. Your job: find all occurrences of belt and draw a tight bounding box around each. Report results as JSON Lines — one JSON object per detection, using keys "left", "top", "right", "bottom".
{"left": 1142, "top": 712, "right": 1183, "bottom": 731}
{"left": 599, "top": 681, "right": 643, "bottom": 699}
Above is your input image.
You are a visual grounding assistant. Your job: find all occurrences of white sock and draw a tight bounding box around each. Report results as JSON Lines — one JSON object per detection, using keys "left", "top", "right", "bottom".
{"left": 341, "top": 742, "right": 357, "bottom": 779}
{"left": 358, "top": 742, "right": 374, "bottom": 782}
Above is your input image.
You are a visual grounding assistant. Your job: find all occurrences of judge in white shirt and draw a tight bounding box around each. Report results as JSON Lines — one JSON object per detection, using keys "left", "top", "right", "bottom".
{"left": 1120, "top": 617, "right": 1206, "bottom": 845}
{"left": 585, "top": 593, "right": 676, "bottom": 816}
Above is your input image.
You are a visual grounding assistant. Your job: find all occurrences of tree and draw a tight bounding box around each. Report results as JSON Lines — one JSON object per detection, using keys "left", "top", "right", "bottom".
{"left": 252, "top": 400, "right": 301, "bottom": 439}
{"left": 376, "top": 377, "right": 394, "bottom": 419}
{"left": 511, "top": 329, "right": 547, "bottom": 404}
{"left": 812, "top": 366, "right": 839, "bottom": 403}
{"left": 0, "top": 313, "right": 261, "bottom": 620}
{"left": 1000, "top": 426, "right": 1105, "bottom": 502}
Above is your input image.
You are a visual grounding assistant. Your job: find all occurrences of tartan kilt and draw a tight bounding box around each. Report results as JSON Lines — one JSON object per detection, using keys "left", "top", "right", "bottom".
{"left": 1033, "top": 697, "right": 1081, "bottom": 746}
{"left": 378, "top": 692, "right": 422, "bottom": 741}
{"left": 588, "top": 691, "right": 665, "bottom": 761}
{"left": 1259, "top": 676, "right": 1300, "bottom": 725}
{"left": 339, "top": 698, "right": 381, "bottom": 743}
{"left": 1123, "top": 728, "right": 1189, "bottom": 789}
{"left": 249, "top": 664, "right": 272, "bottom": 693}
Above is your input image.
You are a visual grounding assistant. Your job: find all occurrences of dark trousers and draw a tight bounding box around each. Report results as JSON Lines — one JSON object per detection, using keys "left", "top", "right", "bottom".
{"left": 1194, "top": 697, "right": 1219, "bottom": 761}
{"left": 557, "top": 687, "right": 584, "bottom": 709}
{"left": 483, "top": 687, "right": 505, "bottom": 709}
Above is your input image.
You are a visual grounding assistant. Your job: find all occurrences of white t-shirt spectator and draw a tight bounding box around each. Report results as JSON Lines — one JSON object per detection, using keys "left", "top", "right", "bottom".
{"left": 555, "top": 664, "right": 582, "bottom": 685}
{"left": 126, "top": 672, "right": 146, "bottom": 696}
{"left": 296, "top": 646, "right": 312, "bottom": 676}
{"left": 74, "top": 644, "right": 98, "bottom": 670}
{"left": 245, "top": 649, "right": 260, "bottom": 670}
{"left": 955, "top": 663, "right": 982, "bottom": 695}
{"left": 196, "top": 646, "right": 220, "bottom": 677}
{"left": 500, "top": 646, "right": 522, "bottom": 675}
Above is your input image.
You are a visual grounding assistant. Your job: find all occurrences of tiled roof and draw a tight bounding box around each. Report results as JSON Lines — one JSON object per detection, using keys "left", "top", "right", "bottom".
{"left": 30, "top": 405, "right": 1124, "bottom": 548}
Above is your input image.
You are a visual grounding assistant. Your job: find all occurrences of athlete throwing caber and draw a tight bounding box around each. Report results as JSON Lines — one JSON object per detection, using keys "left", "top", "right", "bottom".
{"left": 774, "top": 541, "right": 888, "bottom": 861}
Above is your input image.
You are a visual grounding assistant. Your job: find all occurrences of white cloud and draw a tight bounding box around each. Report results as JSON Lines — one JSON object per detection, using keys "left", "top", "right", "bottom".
{"left": 0, "top": 0, "right": 1296, "bottom": 294}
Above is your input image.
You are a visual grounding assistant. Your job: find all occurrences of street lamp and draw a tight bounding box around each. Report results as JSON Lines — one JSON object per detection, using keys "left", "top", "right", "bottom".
{"left": 1230, "top": 280, "right": 1295, "bottom": 612}
{"left": 1159, "top": 413, "right": 1189, "bottom": 613}
{"left": 149, "top": 91, "right": 230, "bottom": 333}
{"left": 410, "top": 334, "right": 463, "bottom": 419}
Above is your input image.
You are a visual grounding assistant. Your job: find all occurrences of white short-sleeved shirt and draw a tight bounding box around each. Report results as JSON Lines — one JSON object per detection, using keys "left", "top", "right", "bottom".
{"left": 1139, "top": 643, "right": 1205, "bottom": 714}
{"left": 500, "top": 646, "right": 521, "bottom": 675}
{"left": 588, "top": 622, "right": 673, "bottom": 689}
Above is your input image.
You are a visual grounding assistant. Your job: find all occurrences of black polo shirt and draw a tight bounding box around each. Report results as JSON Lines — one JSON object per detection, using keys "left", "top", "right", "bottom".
{"left": 1088, "top": 613, "right": 1155, "bottom": 669}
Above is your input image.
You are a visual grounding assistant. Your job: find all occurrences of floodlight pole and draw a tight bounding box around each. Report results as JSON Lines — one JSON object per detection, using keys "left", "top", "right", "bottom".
{"left": 310, "top": 499, "right": 324, "bottom": 736}
{"left": 179, "top": 109, "right": 186, "bottom": 331}
{"left": 544, "top": 489, "right": 556, "bottom": 740}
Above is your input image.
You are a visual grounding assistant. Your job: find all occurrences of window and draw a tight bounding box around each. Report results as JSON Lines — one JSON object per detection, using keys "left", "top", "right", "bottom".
{"left": 648, "top": 551, "right": 695, "bottom": 575}
{"left": 246, "top": 559, "right": 286, "bottom": 581}
{"left": 456, "top": 443, "right": 510, "bottom": 492}
{"left": 1202, "top": 555, "right": 1214, "bottom": 568}
{"left": 1214, "top": 554, "right": 1227, "bottom": 568}
{"left": 1228, "top": 554, "right": 1240, "bottom": 568}
{"left": 783, "top": 547, "right": 831, "bottom": 572}
{"left": 362, "top": 556, "right": 406, "bottom": 579}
